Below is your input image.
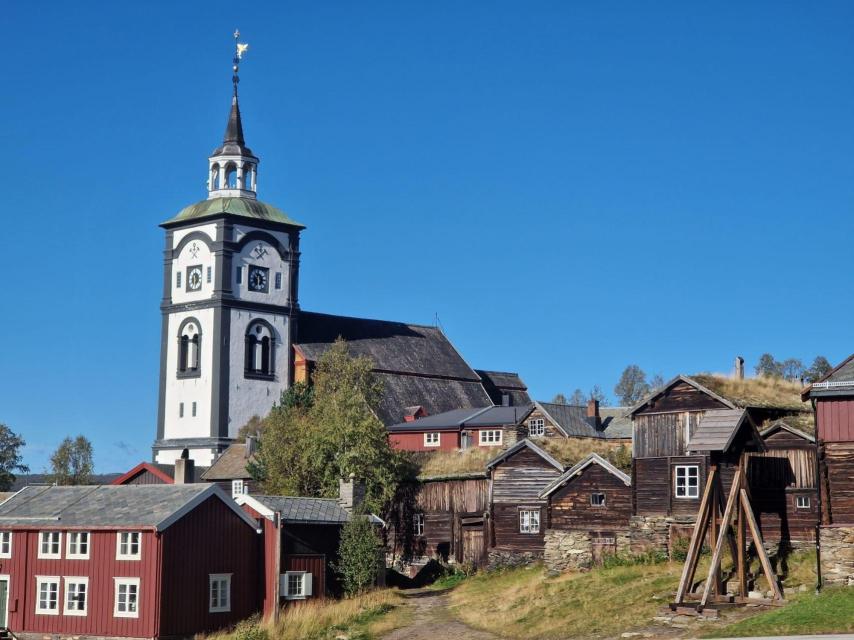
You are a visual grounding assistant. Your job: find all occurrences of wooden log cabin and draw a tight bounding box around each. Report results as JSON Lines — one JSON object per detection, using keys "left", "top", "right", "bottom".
{"left": 522, "top": 400, "right": 632, "bottom": 445}
{"left": 540, "top": 453, "right": 632, "bottom": 533}
{"left": 629, "top": 374, "right": 809, "bottom": 523}
{"left": 748, "top": 421, "right": 818, "bottom": 545}
{"left": 486, "top": 439, "right": 564, "bottom": 562}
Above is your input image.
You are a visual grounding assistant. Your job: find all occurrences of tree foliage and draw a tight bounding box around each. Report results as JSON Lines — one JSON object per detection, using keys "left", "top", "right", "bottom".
{"left": 589, "top": 385, "right": 609, "bottom": 405}
{"left": 50, "top": 436, "right": 93, "bottom": 486}
{"left": 336, "top": 516, "right": 380, "bottom": 596}
{"left": 755, "top": 353, "right": 783, "bottom": 378}
{"left": 568, "top": 389, "right": 586, "bottom": 405}
{"left": 614, "top": 365, "right": 649, "bottom": 406}
{"left": 806, "top": 356, "right": 833, "bottom": 384}
{"left": 254, "top": 340, "right": 411, "bottom": 515}
{"left": 0, "top": 424, "right": 28, "bottom": 491}
{"left": 551, "top": 393, "right": 568, "bottom": 405}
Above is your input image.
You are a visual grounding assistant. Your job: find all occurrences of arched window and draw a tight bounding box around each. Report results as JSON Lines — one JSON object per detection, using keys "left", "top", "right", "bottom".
{"left": 209, "top": 165, "right": 220, "bottom": 191}
{"left": 177, "top": 320, "right": 201, "bottom": 378}
{"left": 245, "top": 321, "right": 275, "bottom": 380}
{"left": 225, "top": 163, "right": 238, "bottom": 189}
{"left": 242, "top": 163, "right": 254, "bottom": 191}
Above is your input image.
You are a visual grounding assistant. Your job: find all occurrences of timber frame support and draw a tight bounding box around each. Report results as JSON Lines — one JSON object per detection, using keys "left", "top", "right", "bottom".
{"left": 673, "top": 456, "right": 784, "bottom": 611}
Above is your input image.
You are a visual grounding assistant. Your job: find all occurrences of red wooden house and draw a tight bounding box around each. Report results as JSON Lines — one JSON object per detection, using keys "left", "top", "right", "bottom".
{"left": 0, "top": 484, "right": 260, "bottom": 639}
{"left": 802, "top": 353, "right": 854, "bottom": 584}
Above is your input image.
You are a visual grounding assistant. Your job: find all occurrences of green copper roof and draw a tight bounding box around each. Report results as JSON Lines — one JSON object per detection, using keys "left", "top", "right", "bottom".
{"left": 164, "top": 197, "right": 305, "bottom": 228}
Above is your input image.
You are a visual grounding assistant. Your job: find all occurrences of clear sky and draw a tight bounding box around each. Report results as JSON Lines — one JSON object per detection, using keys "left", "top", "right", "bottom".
{"left": 2, "top": 1, "right": 853, "bottom": 473}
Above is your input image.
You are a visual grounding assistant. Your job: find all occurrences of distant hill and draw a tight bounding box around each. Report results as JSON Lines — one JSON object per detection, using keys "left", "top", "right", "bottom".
{"left": 11, "top": 473, "right": 122, "bottom": 491}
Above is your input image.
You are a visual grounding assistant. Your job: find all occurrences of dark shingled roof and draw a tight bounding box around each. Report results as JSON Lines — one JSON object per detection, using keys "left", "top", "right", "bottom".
{"left": 537, "top": 402, "right": 603, "bottom": 438}
{"left": 804, "top": 353, "right": 854, "bottom": 399}
{"left": 600, "top": 407, "right": 632, "bottom": 440}
{"left": 249, "top": 495, "right": 352, "bottom": 524}
{"left": 387, "top": 404, "right": 533, "bottom": 432}
{"left": 476, "top": 370, "right": 532, "bottom": 406}
{"left": 539, "top": 453, "right": 631, "bottom": 498}
{"left": 0, "top": 484, "right": 252, "bottom": 530}
{"left": 201, "top": 443, "right": 253, "bottom": 481}
{"left": 296, "top": 311, "right": 495, "bottom": 424}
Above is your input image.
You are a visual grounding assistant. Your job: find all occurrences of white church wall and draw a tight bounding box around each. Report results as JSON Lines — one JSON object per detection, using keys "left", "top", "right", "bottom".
{"left": 162, "top": 308, "right": 215, "bottom": 441}
{"left": 172, "top": 223, "right": 218, "bottom": 247}
{"left": 171, "top": 232, "right": 216, "bottom": 306}
{"left": 231, "top": 236, "right": 290, "bottom": 307}
{"left": 227, "top": 309, "right": 290, "bottom": 437}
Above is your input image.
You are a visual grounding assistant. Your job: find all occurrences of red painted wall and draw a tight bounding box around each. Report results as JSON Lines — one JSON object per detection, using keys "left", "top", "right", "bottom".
{"left": 159, "top": 496, "right": 260, "bottom": 636}
{"left": 283, "top": 554, "right": 326, "bottom": 602}
{"left": 389, "top": 431, "right": 460, "bottom": 452}
{"left": 817, "top": 398, "right": 854, "bottom": 442}
{"left": 5, "top": 529, "right": 160, "bottom": 638}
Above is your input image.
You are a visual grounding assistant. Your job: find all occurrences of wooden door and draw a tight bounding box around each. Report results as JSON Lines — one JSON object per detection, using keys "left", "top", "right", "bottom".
{"left": 590, "top": 531, "right": 616, "bottom": 565}
{"left": 462, "top": 528, "right": 485, "bottom": 566}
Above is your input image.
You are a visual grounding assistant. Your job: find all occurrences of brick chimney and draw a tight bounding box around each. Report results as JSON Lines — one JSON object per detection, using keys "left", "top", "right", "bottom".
{"left": 338, "top": 474, "right": 366, "bottom": 513}
{"left": 734, "top": 356, "right": 745, "bottom": 380}
{"left": 174, "top": 448, "right": 195, "bottom": 484}
{"left": 586, "top": 398, "right": 601, "bottom": 429}
{"left": 403, "top": 406, "right": 426, "bottom": 423}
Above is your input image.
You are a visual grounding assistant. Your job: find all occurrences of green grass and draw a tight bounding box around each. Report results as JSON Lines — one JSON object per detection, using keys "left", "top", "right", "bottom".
{"left": 703, "top": 586, "right": 854, "bottom": 638}
{"left": 429, "top": 570, "right": 469, "bottom": 591}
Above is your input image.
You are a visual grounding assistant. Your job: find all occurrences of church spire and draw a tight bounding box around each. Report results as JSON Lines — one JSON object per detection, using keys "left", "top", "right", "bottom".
{"left": 208, "top": 30, "right": 258, "bottom": 200}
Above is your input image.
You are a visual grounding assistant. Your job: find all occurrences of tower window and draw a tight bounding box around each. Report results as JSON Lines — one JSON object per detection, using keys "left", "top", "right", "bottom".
{"left": 192, "top": 402, "right": 197, "bottom": 417}
{"left": 207, "top": 266, "right": 212, "bottom": 283}
{"left": 179, "top": 403, "right": 184, "bottom": 418}
{"left": 225, "top": 163, "right": 238, "bottom": 189}
{"left": 245, "top": 321, "right": 275, "bottom": 380}
{"left": 176, "top": 272, "right": 182, "bottom": 288}
{"left": 235, "top": 267, "right": 243, "bottom": 285}
{"left": 275, "top": 272, "right": 282, "bottom": 289}
{"left": 177, "top": 320, "right": 201, "bottom": 378}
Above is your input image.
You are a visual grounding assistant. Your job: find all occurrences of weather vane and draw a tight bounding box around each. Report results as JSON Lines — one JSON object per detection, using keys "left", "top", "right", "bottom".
{"left": 232, "top": 29, "right": 249, "bottom": 96}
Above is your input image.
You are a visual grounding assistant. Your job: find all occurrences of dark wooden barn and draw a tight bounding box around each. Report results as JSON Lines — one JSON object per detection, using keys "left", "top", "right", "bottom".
{"left": 747, "top": 421, "right": 818, "bottom": 544}
{"left": 0, "top": 484, "right": 260, "bottom": 640}
{"left": 629, "top": 374, "right": 809, "bottom": 520}
{"left": 486, "top": 439, "right": 564, "bottom": 560}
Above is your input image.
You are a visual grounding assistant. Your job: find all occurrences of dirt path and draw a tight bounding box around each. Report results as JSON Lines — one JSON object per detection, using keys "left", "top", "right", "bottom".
{"left": 381, "top": 588, "right": 501, "bottom": 640}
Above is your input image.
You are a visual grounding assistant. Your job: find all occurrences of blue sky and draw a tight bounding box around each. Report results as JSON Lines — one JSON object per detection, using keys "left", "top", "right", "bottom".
{"left": 2, "top": 1, "right": 853, "bottom": 473}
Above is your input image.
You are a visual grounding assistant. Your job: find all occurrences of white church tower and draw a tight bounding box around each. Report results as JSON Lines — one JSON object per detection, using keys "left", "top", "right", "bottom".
{"left": 154, "top": 33, "right": 304, "bottom": 465}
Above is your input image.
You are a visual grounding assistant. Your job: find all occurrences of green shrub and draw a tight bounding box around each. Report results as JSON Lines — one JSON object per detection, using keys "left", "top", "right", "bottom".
{"left": 337, "top": 517, "right": 381, "bottom": 596}
{"left": 601, "top": 549, "right": 668, "bottom": 569}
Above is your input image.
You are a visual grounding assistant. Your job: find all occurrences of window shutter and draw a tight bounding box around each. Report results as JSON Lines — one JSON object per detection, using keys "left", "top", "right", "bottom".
{"left": 303, "top": 572, "right": 313, "bottom": 597}
{"left": 278, "top": 574, "right": 286, "bottom": 594}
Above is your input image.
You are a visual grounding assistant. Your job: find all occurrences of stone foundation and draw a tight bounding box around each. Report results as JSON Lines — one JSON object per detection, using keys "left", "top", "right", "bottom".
{"left": 487, "top": 547, "right": 542, "bottom": 570}
{"left": 629, "top": 515, "right": 697, "bottom": 555}
{"left": 820, "top": 526, "right": 854, "bottom": 586}
{"left": 543, "top": 529, "right": 631, "bottom": 573}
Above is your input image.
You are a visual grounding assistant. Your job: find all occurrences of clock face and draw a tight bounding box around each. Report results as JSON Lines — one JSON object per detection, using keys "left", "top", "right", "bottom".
{"left": 248, "top": 266, "right": 269, "bottom": 293}
{"left": 186, "top": 265, "right": 203, "bottom": 292}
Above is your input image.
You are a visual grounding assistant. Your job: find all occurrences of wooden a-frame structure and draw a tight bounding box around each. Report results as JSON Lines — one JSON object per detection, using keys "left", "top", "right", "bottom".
{"left": 672, "top": 409, "right": 784, "bottom": 612}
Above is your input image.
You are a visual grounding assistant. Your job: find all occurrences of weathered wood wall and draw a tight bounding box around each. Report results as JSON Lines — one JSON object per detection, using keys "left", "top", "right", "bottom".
{"left": 633, "top": 412, "right": 705, "bottom": 458}
{"left": 492, "top": 448, "right": 562, "bottom": 503}
{"left": 817, "top": 398, "right": 854, "bottom": 442}
{"left": 633, "top": 455, "right": 709, "bottom": 516}
{"left": 636, "top": 381, "right": 728, "bottom": 415}
{"left": 820, "top": 441, "right": 854, "bottom": 525}
{"left": 548, "top": 464, "right": 631, "bottom": 530}
{"left": 493, "top": 503, "right": 545, "bottom": 551}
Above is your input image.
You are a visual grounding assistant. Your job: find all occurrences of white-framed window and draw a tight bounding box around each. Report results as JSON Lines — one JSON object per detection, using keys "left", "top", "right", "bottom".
{"left": 591, "top": 492, "right": 606, "bottom": 507}
{"left": 116, "top": 532, "right": 141, "bottom": 560}
{"left": 413, "top": 513, "right": 425, "bottom": 536}
{"left": 281, "top": 571, "right": 313, "bottom": 600}
{"left": 66, "top": 532, "right": 90, "bottom": 559}
{"left": 35, "top": 576, "right": 60, "bottom": 615}
{"left": 519, "top": 509, "right": 540, "bottom": 534}
{"left": 479, "top": 429, "right": 503, "bottom": 446}
{"left": 674, "top": 465, "right": 700, "bottom": 499}
{"left": 114, "top": 577, "right": 140, "bottom": 618}
{"left": 0, "top": 531, "right": 12, "bottom": 558}
{"left": 209, "top": 574, "right": 232, "bottom": 613}
{"left": 528, "top": 418, "right": 545, "bottom": 437}
{"left": 231, "top": 480, "right": 248, "bottom": 498}
{"left": 64, "top": 577, "right": 89, "bottom": 616}
{"left": 796, "top": 495, "right": 811, "bottom": 509}
{"left": 38, "top": 531, "right": 61, "bottom": 559}
{"left": 423, "top": 432, "right": 440, "bottom": 447}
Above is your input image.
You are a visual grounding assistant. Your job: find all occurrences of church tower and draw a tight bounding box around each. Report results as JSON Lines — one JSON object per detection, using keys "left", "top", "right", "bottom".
{"left": 154, "top": 33, "right": 304, "bottom": 465}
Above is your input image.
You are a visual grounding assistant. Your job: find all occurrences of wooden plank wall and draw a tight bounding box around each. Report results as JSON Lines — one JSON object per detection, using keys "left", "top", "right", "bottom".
{"left": 633, "top": 412, "right": 705, "bottom": 458}
{"left": 820, "top": 442, "right": 854, "bottom": 525}
{"left": 493, "top": 503, "right": 545, "bottom": 551}
{"left": 817, "top": 398, "right": 854, "bottom": 442}
{"left": 636, "top": 381, "right": 728, "bottom": 415}
{"left": 633, "top": 455, "right": 709, "bottom": 516}
{"left": 492, "top": 449, "right": 562, "bottom": 503}
{"left": 548, "top": 465, "right": 631, "bottom": 530}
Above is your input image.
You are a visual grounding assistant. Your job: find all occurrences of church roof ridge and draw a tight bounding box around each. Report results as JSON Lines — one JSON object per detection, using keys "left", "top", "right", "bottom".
{"left": 162, "top": 196, "right": 305, "bottom": 228}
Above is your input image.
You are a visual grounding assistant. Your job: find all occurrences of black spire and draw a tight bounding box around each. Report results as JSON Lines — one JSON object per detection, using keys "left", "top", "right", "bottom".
{"left": 211, "top": 31, "right": 254, "bottom": 157}
{"left": 223, "top": 95, "right": 245, "bottom": 146}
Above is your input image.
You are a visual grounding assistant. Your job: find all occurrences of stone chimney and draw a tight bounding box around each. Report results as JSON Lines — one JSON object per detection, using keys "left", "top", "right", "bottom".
{"left": 174, "top": 449, "right": 195, "bottom": 485}
{"left": 586, "top": 398, "right": 601, "bottom": 429}
{"left": 501, "top": 393, "right": 511, "bottom": 407}
{"left": 338, "top": 474, "right": 366, "bottom": 513}
{"left": 734, "top": 356, "right": 745, "bottom": 380}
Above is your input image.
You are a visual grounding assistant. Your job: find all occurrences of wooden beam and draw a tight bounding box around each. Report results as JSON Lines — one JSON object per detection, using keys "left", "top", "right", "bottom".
{"left": 737, "top": 500, "right": 747, "bottom": 597}
{"left": 675, "top": 466, "right": 717, "bottom": 603}
{"left": 739, "top": 489, "right": 784, "bottom": 601}
{"left": 700, "top": 466, "right": 742, "bottom": 608}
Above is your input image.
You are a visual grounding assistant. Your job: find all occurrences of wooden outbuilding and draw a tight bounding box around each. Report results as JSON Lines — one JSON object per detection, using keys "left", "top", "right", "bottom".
{"left": 0, "top": 484, "right": 260, "bottom": 640}
{"left": 486, "top": 439, "right": 564, "bottom": 560}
